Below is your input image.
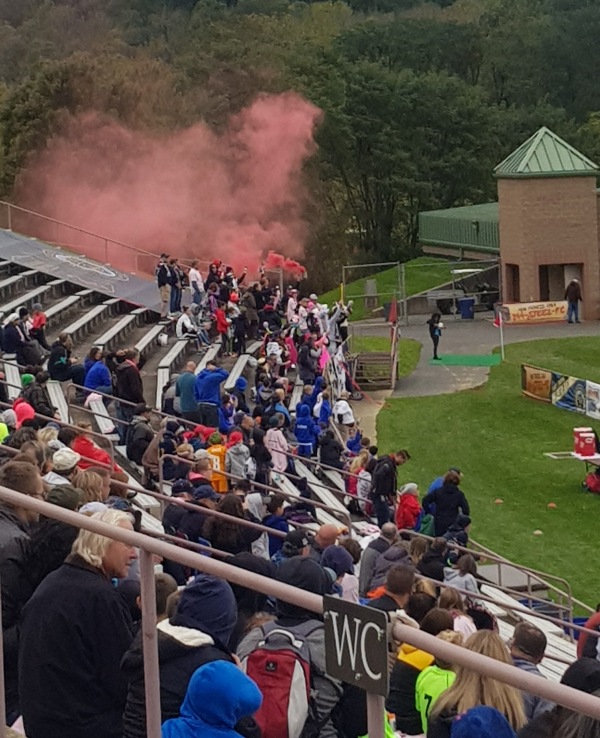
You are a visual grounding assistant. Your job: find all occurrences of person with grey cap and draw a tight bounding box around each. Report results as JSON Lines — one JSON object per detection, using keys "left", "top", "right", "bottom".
{"left": 43, "top": 448, "right": 81, "bottom": 487}
{"left": 125, "top": 404, "right": 155, "bottom": 465}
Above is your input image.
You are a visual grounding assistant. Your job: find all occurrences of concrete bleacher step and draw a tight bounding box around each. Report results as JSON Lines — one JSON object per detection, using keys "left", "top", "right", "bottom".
{"left": 0, "top": 269, "right": 39, "bottom": 301}
{"left": 0, "top": 278, "right": 66, "bottom": 316}
{"left": 62, "top": 298, "right": 120, "bottom": 344}
{"left": 223, "top": 340, "right": 262, "bottom": 392}
{"left": 480, "top": 584, "right": 567, "bottom": 639}
{"left": 293, "top": 458, "right": 352, "bottom": 526}
{"left": 477, "top": 563, "right": 548, "bottom": 594}
{"left": 155, "top": 338, "right": 195, "bottom": 409}
{"left": 94, "top": 308, "right": 147, "bottom": 352}
{"left": 47, "top": 380, "right": 71, "bottom": 424}
{"left": 194, "top": 342, "right": 221, "bottom": 375}
{"left": 45, "top": 289, "right": 94, "bottom": 329}
{"left": 271, "top": 471, "right": 341, "bottom": 531}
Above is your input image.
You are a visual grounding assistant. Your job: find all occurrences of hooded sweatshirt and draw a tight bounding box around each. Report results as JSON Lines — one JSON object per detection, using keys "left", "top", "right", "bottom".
{"left": 294, "top": 403, "right": 319, "bottom": 456}
{"left": 386, "top": 642, "right": 435, "bottom": 735}
{"left": 225, "top": 442, "right": 250, "bottom": 480}
{"left": 162, "top": 661, "right": 262, "bottom": 738}
{"left": 395, "top": 490, "right": 422, "bottom": 531}
{"left": 443, "top": 568, "right": 481, "bottom": 600}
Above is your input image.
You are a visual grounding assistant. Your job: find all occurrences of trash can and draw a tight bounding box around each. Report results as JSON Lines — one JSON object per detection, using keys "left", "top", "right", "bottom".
{"left": 458, "top": 297, "right": 475, "bottom": 320}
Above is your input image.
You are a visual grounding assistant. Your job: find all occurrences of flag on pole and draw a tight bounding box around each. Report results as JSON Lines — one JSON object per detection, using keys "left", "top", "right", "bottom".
{"left": 493, "top": 308, "right": 505, "bottom": 360}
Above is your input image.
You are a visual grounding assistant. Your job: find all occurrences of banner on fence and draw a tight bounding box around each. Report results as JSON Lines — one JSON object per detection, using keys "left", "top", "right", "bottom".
{"left": 502, "top": 301, "right": 567, "bottom": 324}
{"left": 586, "top": 381, "right": 600, "bottom": 420}
{"left": 551, "top": 373, "right": 586, "bottom": 413}
{"left": 521, "top": 365, "right": 552, "bottom": 403}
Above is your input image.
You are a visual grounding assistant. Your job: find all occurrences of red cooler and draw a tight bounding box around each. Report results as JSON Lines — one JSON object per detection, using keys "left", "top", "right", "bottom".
{"left": 574, "top": 427, "right": 594, "bottom": 455}
{"left": 580, "top": 433, "right": 597, "bottom": 457}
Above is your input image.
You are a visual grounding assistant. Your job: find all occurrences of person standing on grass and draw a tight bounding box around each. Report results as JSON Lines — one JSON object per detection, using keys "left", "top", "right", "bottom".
{"left": 427, "top": 312, "right": 444, "bottom": 360}
{"left": 564, "top": 278, "right": 582, "bottom": 324}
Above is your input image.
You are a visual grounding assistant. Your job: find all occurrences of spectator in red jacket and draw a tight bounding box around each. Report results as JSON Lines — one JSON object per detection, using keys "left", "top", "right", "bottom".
{"left": 395, "top": 483, "right": 422, "bottom": 532}
{"left": 578, "top": 604, "right": 600, "bottom": 658}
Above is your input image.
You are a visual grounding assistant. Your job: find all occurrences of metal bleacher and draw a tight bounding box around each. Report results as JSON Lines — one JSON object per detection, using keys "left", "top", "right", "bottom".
{"left": 0, "top": 278, "right": 65, "bottom": 316}
{"left": 155, "top": 338, "right": 194, "bottom": 410}
{"left": 45, "top": 290, "right": 94, "bottom": 328}
{"left": 223, "top": 340, "right": 262, "bottom": 392}
{"left": 94, "top": 308, "right": 147, "bottom": 352}
{"left": 62, "top": 298, "right": 120, "bottom": 344}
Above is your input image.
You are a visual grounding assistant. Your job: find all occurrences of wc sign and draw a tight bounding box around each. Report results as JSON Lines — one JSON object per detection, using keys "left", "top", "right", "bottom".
{"left": 323, "top": 596, "right": 389, "bottom": 696}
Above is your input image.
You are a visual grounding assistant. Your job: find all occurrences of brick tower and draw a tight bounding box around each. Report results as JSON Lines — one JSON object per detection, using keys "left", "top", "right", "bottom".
{"left": 495, "top": 127, "right": 600, "bottom": 319}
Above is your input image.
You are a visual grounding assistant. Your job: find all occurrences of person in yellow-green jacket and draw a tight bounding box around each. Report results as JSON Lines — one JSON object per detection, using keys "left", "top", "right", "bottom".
{"left": 386, "top": 608, "right": 454, "bottom": 735}
{"left": 415, "top": 630, "right": 463, "bottom": 733}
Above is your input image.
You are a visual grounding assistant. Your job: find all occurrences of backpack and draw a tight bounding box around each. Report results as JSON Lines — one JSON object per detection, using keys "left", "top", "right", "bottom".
{"left": 242, "top": 620, "right": 322, "bottom": 738}
{"left": 585, "top": 471, "right": 600, "bottom": 494}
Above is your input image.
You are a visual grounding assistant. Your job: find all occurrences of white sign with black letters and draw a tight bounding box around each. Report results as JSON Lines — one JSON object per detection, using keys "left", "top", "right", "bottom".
{"left": 323, "top": 595, "right": 389, "bottom": 696}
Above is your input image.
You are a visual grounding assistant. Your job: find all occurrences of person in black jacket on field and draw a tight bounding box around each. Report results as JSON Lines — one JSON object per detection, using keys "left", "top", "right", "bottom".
{"left": 121, "top": 573, "right": 259, "bottom": 738}
{"left": 18, "top": 509, "right": 137, "bottom": 738}
{"left": 422, "top": 469, "right": 470, "bottom": 537}
{"left": 371, "top": 450, "right": 410, "bottom": 527}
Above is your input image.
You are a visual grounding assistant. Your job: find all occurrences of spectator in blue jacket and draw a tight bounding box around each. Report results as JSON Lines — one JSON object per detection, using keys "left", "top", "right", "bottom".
{"left": 176, "top": 362, "right": 199, "bottom": 424}
{"left": 84, "top": 354, "right": 113, "bottom": 396}
{"left": 262, "top": 495, "right": 289, "bottom": 556}
{"left": 161, "top": 661, "right": 262, "bottom": 738}
{"left": 318, "top": 389, "right": 332, "bottom": 427}
{"left": 194, "top": 362, "right": 228, "bottom": 427}
{"left": 295, "top": 403, "right": 319, "bottom": 457}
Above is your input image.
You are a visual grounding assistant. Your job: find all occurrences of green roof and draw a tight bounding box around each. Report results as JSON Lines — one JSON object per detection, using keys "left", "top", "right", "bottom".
{"left": 494, "top": 127, "right": 599, "bottom": 179}
{"left": 418, "top": 203, "right": 499, "bottom": 254}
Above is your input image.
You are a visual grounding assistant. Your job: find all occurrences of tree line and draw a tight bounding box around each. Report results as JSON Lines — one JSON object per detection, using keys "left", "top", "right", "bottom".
{"left": 0, "top": 0, "right": 599, "bottom": 291}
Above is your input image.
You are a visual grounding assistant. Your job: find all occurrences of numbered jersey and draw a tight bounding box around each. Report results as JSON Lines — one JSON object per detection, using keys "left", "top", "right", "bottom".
{"left": 414, "top": 665, "right": 456, "bottom": 733}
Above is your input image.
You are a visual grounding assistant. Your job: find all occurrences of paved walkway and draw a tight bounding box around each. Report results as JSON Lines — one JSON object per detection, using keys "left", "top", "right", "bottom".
{"left": 352, "top": 314, "right": 599, "bottom": 399}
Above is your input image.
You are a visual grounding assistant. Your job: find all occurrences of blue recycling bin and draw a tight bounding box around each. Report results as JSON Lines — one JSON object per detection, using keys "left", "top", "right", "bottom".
{"left": 458, "top": 297, "right": 475, "bottom": 320}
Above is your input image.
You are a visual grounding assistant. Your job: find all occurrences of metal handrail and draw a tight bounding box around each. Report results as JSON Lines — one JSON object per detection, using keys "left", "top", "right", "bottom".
{"left": 158, "top": 453, "right": 352, "bottom": 529}
{"left": 401, "top": 529, "right": 579, "bottom": 622}
{"left": 0, "top": 396, "right": 117, "bottom": 470}
{"left": 2, "top": 487, "right": 600, "bottom": 738}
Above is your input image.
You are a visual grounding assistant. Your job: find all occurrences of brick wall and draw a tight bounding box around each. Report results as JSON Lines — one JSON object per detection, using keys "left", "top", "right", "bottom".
{"left": 498, "top": 176, "right": 600, "bottom": 319}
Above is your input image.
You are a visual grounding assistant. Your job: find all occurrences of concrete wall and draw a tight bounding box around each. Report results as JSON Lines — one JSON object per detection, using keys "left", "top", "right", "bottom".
{"left": 498, "top": 176, "right": 600, "bottom": 319}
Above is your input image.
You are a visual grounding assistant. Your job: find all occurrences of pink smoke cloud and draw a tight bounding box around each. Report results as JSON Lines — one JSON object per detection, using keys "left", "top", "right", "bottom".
{"left": 15, "top": 92, "right": 322, "bottom": 277}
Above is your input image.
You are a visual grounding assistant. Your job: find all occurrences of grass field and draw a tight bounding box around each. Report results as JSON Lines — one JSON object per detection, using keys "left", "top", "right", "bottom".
{"left": 351, "top": 336, "right": 422, "bottom": 377}
{"left": 319, "top": 257, "right": 457, "bottom": 321}
{"left": 376, "top": 336, "right": 600, "bottom": 609}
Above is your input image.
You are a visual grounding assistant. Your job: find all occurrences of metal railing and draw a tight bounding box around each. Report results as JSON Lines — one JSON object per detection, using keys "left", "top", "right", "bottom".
{"left": 2, "top": 487, "right": 600, "bottom": 738}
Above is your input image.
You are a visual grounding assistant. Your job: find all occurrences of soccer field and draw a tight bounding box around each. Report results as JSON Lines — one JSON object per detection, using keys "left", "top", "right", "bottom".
{"left": 376, "top": 336, "right": 600, "bottom": 609}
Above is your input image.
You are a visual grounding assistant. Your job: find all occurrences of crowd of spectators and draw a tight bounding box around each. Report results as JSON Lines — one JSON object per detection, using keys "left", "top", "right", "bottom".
{"left": 0, "top": 259, "right": 594, "bottom": 738}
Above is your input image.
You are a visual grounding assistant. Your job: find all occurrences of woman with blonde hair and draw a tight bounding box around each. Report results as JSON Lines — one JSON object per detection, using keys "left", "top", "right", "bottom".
{"left": 427, "top": 630, "right": 526, "bottom": 737}
{"left": 409, "top": 536, "right": 429, "bottom": 567}
{"left": 71, "top": 469, "right": 106, "bottom": 503}
{"left": 438, "top": 587, "right": 476, "bottom": 637}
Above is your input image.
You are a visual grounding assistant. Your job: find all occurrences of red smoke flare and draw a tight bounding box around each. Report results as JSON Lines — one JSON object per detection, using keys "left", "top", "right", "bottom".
{"left": 15, "top": 92, "right": 321, "bottom": 277}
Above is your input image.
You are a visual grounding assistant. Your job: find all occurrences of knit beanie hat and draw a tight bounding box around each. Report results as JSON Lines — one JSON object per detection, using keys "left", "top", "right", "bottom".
{"left": 451, "top": 706, "right": 516, "bottom": 738}
{"left": 171, "top": 573, "right": 237, "bottom": 645}
{"left": 21, "top": 373, "right": 35, "bottom": 388}
{"left": 208, "top": 432, "right": 223, "bottom": 445}
{"left": 321, "top": 544, "right": 354, "bottom": 576}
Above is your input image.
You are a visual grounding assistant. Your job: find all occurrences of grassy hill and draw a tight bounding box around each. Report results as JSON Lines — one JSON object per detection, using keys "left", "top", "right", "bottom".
{"left": 319, "top": 257, "right": 456, "bottom": 321}
{"left": 377, "top": 336, "right": 600, "bottom": 608}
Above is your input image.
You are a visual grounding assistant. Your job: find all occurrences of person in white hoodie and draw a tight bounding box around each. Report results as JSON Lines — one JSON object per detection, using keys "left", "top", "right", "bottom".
{"left": 331, "top": 390, "right": 355, "bottom": 442}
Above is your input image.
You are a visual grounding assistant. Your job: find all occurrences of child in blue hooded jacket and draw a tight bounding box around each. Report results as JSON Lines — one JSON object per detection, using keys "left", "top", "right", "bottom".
{"left": 294, "top": 403, "right": 320, "bottom": 457}
{"left": 161, "top": 661, "right": 262, "bottom": 738}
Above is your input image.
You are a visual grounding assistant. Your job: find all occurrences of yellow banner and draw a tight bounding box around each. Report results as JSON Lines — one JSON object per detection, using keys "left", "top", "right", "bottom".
{"left": 521, "top": 364, "right": 552, "bottom": 402}
{"left": 502, "top": 301, "right": 567, "bottom": 324}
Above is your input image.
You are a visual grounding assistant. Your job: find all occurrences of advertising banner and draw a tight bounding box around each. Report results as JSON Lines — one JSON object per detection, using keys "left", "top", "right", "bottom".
{"left": 502, "top": 301, "right": 567, "bottom": 324}
{"left": 586, "top": 381, "right": 600, "bottom": 420}
{"left": 551, "top": 372, "right": 586, "bottom": 413}
{"left": 521, "top": 365, "right": 552, "bottom": 403}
